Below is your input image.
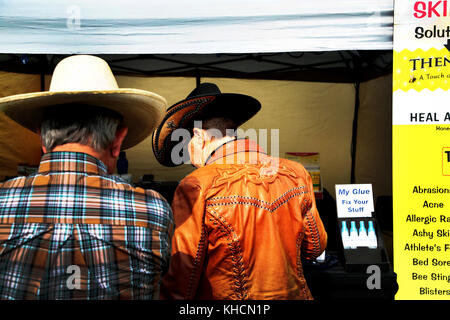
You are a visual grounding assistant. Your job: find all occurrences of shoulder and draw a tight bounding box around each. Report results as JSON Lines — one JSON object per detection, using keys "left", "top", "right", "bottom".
{"left": 279, "top": 157, "right": 310, "bottom": 176}
{"left": 100, "top": 175, "right": 174, "bottom": 228}
{"left": 0, "top": 175, "right": 29, "bottom": 190}
{"left": 132, "top": 185, "right": 173, "bottom": 217}
{"left": 178, "top": 165, "right": 216, "bottom": 190}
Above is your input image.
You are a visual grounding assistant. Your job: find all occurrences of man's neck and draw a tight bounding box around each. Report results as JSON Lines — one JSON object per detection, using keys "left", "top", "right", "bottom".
{"left": 204, "top": 136, "right": 236, "bottom": 164}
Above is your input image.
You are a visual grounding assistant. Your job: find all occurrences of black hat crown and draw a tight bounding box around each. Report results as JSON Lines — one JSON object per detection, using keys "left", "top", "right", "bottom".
{"left": 187, "top": 83, "right": 222, "bottom": 99}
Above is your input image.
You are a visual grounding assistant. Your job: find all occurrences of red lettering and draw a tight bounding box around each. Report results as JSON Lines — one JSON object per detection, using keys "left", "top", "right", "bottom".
{"left": 414, "top": 1, "right": 450, "bottom": 18}
{"left": 414, "top": 1, "right": 427, "bottom": 18}
{"left": 428, "top": 1, "right": 442, "bottom": 17}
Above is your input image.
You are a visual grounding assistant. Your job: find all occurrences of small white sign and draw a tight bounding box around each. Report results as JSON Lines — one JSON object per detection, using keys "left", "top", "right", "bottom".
{"left": 335, "top": 184, "right": 374, "bottom": 218}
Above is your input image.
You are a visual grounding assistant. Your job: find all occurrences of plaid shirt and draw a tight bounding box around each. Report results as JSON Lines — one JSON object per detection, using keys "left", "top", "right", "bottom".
{"left": 0, "top": 152, "right": 174, "bottom": 300}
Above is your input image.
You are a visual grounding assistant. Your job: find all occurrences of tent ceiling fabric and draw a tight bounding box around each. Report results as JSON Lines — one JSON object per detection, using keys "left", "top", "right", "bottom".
{"left": 0, "top": 51, "right": 393, "bottom": 83}
{"left": 0, "top": 0, "right": 393, "bottom": 54}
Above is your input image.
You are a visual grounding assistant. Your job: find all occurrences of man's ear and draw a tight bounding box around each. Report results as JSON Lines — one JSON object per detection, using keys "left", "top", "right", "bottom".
{"left": 192, "top": 127, "right": 207, "bottom": 148}
{"left": 110, "top": 125, "right": 128, "bottom": 158}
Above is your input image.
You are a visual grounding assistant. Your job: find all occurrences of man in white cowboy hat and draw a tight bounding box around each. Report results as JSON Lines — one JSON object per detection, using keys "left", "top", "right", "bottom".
{"left": 0, "top": 55, "right": 173, "bottom": 299}
{"left": 153, "top": 83, "right": 327, "bottom": 300}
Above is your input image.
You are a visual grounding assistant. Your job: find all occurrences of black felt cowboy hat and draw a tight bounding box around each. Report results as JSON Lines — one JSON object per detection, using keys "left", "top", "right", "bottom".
{"left": 152, "top": 82, "right": 261, "bottom": 167}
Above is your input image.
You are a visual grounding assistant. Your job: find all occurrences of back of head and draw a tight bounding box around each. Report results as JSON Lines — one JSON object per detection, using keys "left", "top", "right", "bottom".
{"left": 200, "top": 117, "right": 238, "bottom": 139}
{"left": 40, "top": 104, "right": 123, "bottom": 152}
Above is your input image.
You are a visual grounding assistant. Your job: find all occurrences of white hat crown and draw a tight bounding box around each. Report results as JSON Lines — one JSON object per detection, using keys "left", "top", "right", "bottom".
{"left": 49, "top": 55, "right": 119, "bottom": 92}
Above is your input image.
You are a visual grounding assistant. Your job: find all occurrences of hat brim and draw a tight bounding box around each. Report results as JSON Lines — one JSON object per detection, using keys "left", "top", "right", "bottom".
{"left": 0, "top": 89, "right": 167, "bottom": 150}
{"left": 153, "top": 93, "right": 260, "bottom": 167}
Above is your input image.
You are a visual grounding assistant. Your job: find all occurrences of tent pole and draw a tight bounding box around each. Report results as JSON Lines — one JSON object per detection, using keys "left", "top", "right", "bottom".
{"left": 341, "top": 51, "right": 362, "bottom": 184}
{"left": 195, "top": 68, "right": 201, "bottom": 88}
{"left": 350, "top": 81, "right": 360, "bottom": 184}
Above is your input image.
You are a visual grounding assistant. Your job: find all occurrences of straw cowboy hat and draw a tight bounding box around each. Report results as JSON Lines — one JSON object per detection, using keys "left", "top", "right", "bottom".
{"left": 0, "top": 55, "right": 167, "bottom": 150}
{"left": 152, "top": 82, "right": 261, "bottom": 167}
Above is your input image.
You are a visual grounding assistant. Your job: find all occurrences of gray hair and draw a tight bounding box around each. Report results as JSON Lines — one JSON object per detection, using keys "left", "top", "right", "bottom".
{"left": 40, "top": 104, "right": 123, "bottom": 152}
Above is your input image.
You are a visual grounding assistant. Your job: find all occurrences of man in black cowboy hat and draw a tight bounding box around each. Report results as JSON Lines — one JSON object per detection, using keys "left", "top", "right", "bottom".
{"left": 153, "top": 83, "right": 327, "bottom": 300}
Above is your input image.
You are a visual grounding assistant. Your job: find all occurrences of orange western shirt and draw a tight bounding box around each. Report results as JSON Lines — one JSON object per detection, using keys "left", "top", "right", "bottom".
{"left": 161, "top": 139, "right": 327, "bottom": 300}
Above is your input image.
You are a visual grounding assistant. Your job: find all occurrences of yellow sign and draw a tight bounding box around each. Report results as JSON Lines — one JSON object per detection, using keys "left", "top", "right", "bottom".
{"left": 394, "top": 49, "right": 450, "bottom": 92}
{"left": 394, "top": 1, "right": 450, "bottom": 299}
{"left": 393, "top": 125, "right": 450, "bottom": 299}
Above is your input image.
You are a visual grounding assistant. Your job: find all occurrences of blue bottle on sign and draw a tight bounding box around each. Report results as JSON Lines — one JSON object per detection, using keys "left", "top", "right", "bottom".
{"left": 349, "top": 221, "right": 358, "bottom": 249}
{"left": 358, "top": 221, "right": 369, "bottom": 247}
{"left": 341, "top": 221, "right": 351, "bottom": 249}
{"left": 367, "top": 221, "right": 378, "bottom": 249}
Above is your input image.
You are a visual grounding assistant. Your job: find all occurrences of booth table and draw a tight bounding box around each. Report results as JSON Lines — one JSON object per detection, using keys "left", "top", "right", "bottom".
{"left": 303, "top": 251, "right": 398, "bottom": 300}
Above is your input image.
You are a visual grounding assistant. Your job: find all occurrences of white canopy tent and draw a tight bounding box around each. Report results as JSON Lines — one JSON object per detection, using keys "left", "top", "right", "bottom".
{"left": 0, "top": 1, "right": 394, "bottom": 204}
{"left": 0, "top": 0, "right": 393, "bottom": 53}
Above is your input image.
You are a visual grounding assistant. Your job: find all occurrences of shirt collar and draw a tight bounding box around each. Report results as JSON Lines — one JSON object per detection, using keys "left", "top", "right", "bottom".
{"left": 38, "top": 151, "right": 108, "bottom": 175}
{"left": 205, "top": 138, "right": 267, "bottom": 165}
